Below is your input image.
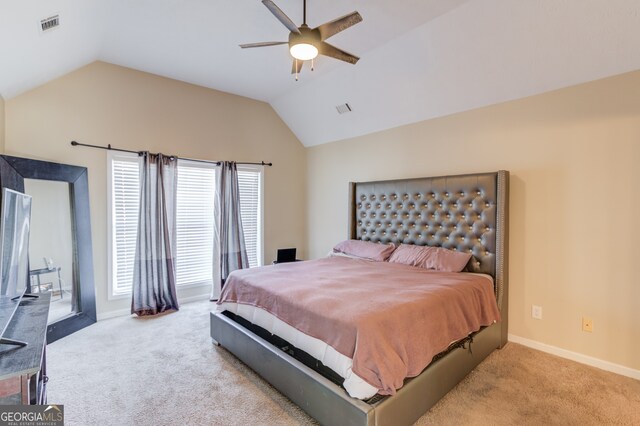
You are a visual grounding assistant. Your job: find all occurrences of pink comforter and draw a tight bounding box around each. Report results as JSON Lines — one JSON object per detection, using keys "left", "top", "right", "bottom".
{"left": 218, "top": 256, "right": 501, "bottom": 395}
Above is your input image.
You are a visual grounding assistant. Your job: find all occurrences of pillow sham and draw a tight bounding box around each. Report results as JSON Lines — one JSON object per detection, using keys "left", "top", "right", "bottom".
{"left": 388, "top": 244, "right": 471, "bottom": 272}
{"left": 332, "top": 239, "right": 396, "bottom": 262}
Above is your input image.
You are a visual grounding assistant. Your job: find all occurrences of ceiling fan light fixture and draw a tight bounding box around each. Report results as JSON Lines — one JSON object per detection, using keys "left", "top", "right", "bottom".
{"left": 290, "top": 43, "right": 318, "bottom": 61}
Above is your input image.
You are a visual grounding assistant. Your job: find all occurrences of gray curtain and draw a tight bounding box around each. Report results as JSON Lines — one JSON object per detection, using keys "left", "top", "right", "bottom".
{"left": 212, "top": 161, "right": 249, "bottom": 298}
{"left": 131, "top": 153, "right": 180, "bottom": 316}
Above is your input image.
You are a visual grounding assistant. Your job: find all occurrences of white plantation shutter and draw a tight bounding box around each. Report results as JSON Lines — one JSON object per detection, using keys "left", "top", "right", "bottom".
{"left": 237, "top": 167, "right": 263, "bottom": 268}
{"left": 176, "top": 161, "right": 216, "bottom": 286}
{"left": 110, "top": 155, "right": 140, "bottom": 296}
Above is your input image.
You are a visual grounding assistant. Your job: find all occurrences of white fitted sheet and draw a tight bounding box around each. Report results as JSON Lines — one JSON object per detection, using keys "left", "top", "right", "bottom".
{"left": 216, "top": 302, "right": 378, "bottom": 399}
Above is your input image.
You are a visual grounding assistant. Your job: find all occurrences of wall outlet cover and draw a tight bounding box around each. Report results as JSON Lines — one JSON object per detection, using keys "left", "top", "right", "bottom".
{"left": 532, "top": 305, "right": 543, "bottom": 320}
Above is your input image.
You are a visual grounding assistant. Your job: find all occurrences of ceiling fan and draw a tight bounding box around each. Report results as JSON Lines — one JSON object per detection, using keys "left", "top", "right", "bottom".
{"left": 240, "top": 0, "right": 363, "bottom": 79}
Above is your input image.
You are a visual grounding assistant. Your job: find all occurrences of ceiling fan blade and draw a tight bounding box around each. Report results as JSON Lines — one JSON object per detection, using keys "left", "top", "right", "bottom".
{"left": 315, "top": 11, "right": 362, "bottom": 40}
{"left": 262, "top": 0, "right": 300, "bottom": 34}
{"left": 291, "top": 59, "right": 303, "bottom": 74}
{"left": 239, "top": 41, "right": 288, "bottom": 49}
{"left": 319, "top": 42, "right": 359, "bottom": 65}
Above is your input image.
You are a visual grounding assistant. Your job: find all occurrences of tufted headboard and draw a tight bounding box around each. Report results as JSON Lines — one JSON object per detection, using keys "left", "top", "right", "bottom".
{"left": 348, "top": 171, "right": 509, "bottom": 341}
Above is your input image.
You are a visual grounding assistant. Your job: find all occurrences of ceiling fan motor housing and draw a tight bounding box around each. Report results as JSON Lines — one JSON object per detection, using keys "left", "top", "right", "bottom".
{"left": 289, "top": 26, "right": 321, "bottom": 49}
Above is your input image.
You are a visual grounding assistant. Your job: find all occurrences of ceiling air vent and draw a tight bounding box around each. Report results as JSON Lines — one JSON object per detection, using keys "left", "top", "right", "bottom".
{"left": 40, "top": 15, "right": 60, "bottom": 32}
{"left": 336, "top": 103, "right": 352, "bottom": 115}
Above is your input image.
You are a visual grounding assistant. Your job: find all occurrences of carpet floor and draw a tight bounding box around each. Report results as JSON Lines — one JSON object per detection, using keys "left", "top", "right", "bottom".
{"left": 47, "top": 300, "right": 640, "bottom": 425}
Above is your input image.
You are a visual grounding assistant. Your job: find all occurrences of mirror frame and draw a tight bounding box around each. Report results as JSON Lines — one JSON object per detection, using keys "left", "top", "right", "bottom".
{"left": 0, "top": 155, "right": 96, "bottom": 342}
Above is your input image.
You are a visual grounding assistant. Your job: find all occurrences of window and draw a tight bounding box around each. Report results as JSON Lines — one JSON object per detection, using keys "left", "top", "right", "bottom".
{"left": 237, "top": 166, "right": 263, "bottom": 268}
{"left": 108, "top": 154, "right": 264, "bottom": 298}
{"left": 108, "top": 154, "right": 140, "bottom": 297}
{"left": 175, "top": 161, "right": 216, "bottom": 286}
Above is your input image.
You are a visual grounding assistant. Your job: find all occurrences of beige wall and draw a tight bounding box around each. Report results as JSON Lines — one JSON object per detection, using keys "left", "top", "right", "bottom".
{"left": 0, "top": 95, "right": 5, "bottom": 152}
{"left": 5, "top": 61, "right": 307, "bottom": 318}
{"left": 307, "top": 71, "right": 640, "bottom": 371}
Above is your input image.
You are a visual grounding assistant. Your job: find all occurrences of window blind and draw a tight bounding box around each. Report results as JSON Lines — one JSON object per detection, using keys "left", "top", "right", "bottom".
{"left": 175, "top": 162, "right": 216, "bottom": 286}
{"left": 237, "top": 168, "right": 262, "bottom": 268}
{"left": 111, "top": 157, "right": 140, "bottom": 295}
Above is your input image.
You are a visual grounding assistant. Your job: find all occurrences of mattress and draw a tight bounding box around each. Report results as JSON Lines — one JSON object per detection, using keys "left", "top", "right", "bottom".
{"left": 216, "top": 301, "right": 379, "bottom": 398}
{"left": 216, "top": 256, "right": 497, "bottom": 399}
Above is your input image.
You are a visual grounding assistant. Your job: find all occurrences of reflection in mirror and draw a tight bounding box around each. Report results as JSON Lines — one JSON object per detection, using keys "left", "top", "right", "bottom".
{"left": 23, "top": 179, "right": 77, "bottom": 323}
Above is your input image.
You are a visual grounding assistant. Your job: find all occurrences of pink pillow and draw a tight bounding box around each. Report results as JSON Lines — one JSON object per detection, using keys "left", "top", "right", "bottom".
{"left": 388, "top": 244, "right": 471, "bottom": 272}
{"left": 333, "top": 240, "right": 396, "bottom": 262}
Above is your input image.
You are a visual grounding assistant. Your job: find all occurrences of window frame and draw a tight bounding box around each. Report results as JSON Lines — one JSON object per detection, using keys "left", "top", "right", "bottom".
{"left": 174, "top": 158, "right": 218, "bottom": 289}
{"left": 107, "top": 151, "right": 141, "bottom": 300}
{"left": 237, "top": 164, "right": 265, "bottom": 268}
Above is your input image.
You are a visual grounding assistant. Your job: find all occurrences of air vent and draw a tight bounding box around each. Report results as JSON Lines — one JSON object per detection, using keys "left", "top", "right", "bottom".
{"left": 40, "top": 15, "right": 60, "bottom": 32}
{"left": 336, "top": 103, "right": 352, "bottom": 115}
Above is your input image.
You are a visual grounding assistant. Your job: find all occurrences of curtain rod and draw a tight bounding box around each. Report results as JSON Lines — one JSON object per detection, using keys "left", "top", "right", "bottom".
{"left": 70, "top": 141, "right": 273, "bottom": 167}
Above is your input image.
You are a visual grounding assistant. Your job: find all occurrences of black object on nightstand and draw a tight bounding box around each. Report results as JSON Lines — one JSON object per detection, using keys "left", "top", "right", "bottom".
{"left": 273, "top": 248, "right": 300, "bottom": 264}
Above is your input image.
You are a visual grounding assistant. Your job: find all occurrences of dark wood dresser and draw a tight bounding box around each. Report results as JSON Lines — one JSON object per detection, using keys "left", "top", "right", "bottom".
{"left": 0, "top": 293, "right": 50, "bottom": 404}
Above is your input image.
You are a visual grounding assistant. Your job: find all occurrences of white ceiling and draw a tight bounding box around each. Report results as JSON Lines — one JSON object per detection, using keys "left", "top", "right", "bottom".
{"left": 1, "top": 0, "right": 639, "bottom": 146}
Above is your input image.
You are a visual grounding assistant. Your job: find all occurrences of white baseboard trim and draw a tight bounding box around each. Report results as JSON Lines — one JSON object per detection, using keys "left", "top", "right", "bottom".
{"left": 508, "top": 334, "right": 640, "bottom": 381}
{"left": 97, "top": 294, "right": 210, "bottom": 321}
{"left": 97, "top": 308, "right": 131, "bottom": 321}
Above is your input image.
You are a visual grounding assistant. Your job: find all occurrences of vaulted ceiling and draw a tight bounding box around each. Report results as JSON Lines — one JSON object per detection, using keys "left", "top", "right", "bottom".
{"left": 1, "top": 0, "right": 639, "bottom": 146}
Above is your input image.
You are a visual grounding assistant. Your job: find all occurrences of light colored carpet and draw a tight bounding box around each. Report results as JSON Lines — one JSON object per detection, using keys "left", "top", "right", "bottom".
{"left": 47, "top": 300, "right": 640, "bottom": 426}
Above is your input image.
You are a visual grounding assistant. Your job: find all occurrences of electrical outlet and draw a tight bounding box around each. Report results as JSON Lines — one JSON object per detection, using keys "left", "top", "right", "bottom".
{"left": 582, "top": 317, "right": 593, "bottom": 333}
{"left": 532, "top": 305, "right": 542, "bottom": 320}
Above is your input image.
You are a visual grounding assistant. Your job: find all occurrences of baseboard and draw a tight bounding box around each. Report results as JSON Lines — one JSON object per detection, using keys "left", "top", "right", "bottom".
{"left": 97, "top": 294, "right": 210, "bottom": 321}
{"left": 508, "top": 334, "right": 640, "bottom": 381}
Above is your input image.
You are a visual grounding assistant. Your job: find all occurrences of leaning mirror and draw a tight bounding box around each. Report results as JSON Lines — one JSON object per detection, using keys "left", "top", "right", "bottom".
{"left": 0, "top": 155, "right": 96, "bottom": 342}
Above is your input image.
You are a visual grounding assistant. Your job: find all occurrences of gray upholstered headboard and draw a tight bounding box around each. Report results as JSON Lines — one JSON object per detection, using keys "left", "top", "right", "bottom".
{"left": 348, "top": 171, "right": 509, "bottom": 343}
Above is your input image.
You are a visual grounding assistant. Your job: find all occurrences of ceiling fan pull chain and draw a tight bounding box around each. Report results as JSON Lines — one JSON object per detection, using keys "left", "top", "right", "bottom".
{"left": 295, "top": 59, "right": 299, "bottom": 81}
{"left": 311, "top": 57, "right": 314, "bottom": 72}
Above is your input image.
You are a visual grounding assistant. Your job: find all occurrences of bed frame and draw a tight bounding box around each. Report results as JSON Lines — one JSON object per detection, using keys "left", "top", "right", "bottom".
{"left": 210, "top": 170, "right": 509, "bottom": 426}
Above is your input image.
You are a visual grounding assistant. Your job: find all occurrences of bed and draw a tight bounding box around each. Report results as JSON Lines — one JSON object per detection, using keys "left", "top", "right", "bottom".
{"left": 210, "top": 170, "right": 509, "bottom": 425}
